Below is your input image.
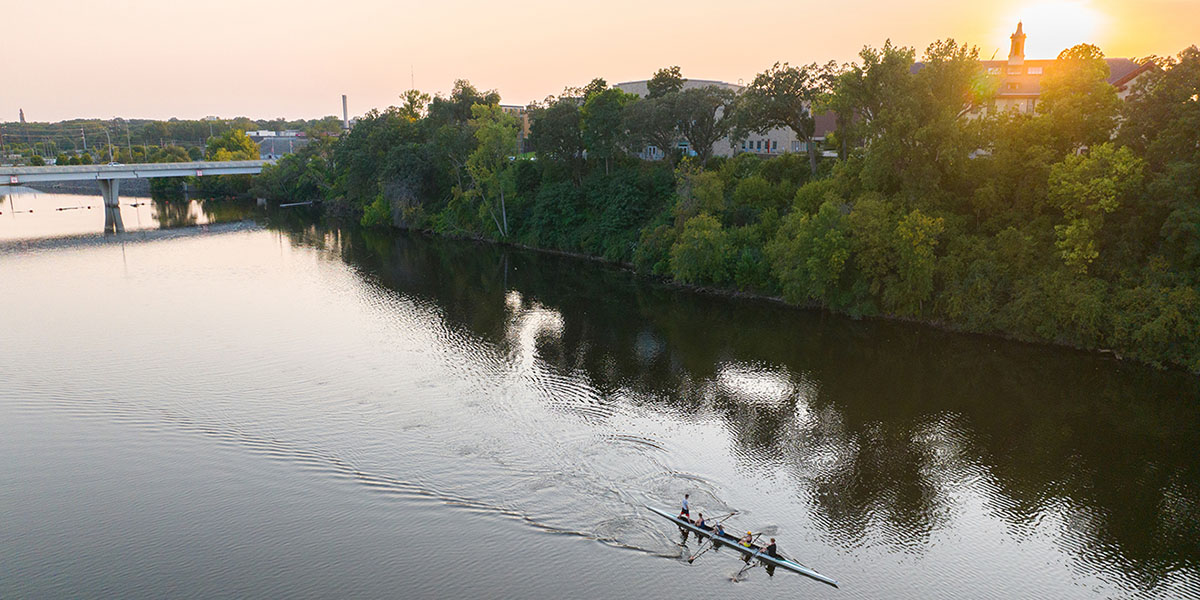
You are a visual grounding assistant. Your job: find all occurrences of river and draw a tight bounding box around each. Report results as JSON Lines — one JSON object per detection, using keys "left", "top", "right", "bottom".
{"left": 2, "top": 189, "right": 1198, "bottom": 599}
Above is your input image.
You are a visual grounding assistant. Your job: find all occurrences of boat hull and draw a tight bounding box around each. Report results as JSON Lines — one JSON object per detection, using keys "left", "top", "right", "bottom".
{"left": 646, "top": 505, "right": 839, "bottom": 588}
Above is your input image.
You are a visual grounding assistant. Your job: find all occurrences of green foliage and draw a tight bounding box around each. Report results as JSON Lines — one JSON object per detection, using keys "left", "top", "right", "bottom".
{"left": 729, "top": 175, "right": 790, "bottom": 226}
{"left": 767, "top": 201, "right": 853, "bottom": 305}
{"left": 634, "top": 223, "right": 677, "bottom": 275}
{"left": 886, "top": 208, "right": 946, "bottom": 315}
{"left": 399, "top": 89, "right": 432, "bottom": 120}
{"left": 205, "top": 129, "right": 258, "bottom": 161}
{"left": 623, "top": 94, "right": 680, "bottom": 165}
{"left": 1048, "top": 143, "right": 1144, "bottom": 272}
{"left": 1038, "top": 44, "right": 1121, "bottom": 152}
{"left": 675, "top": 86, "right": 737, "bottom": 166}
{"left": 737, "top": 61, "right": 836, "bottom": 174}
{"left": 582, "top": 88, "right": 634, "bottom": 173}
{"left": 673, "top": 168, "right": 725, "bottom": 224}
{"left": 1120, "top": 46, "right": 1200, "bottom": 169}
{"left": 647, "top": 66, "right": 684, "bottom": 98}
{"left": 242, "top": 59, "right": 1200, "bottom": 372}
{"left": 670, "top": 213, "right": 731, "bottom": 285}
{"left": 530, "top": 100, "right": 584, "bottom": 180}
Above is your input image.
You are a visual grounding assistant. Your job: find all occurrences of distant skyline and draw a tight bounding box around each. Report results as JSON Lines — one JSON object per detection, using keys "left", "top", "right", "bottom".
{"left": 3, "top": 0, "right": 1197, "bottom": 123}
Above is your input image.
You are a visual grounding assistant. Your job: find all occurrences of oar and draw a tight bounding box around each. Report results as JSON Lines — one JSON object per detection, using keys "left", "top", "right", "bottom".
{"left": 686, "top": 512, "right": 738, "bottom": 564}
{"left": 733, "top": 533, "right": 765, "bottom": 578}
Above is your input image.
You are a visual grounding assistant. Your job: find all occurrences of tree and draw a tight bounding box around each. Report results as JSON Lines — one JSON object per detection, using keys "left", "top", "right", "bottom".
{"left": 205, "top": 129, "right": 259, "bottom": 161}
{"left": 581, "top": 88, "right": 634, "bottom": 174}
{"left": 399, "top": 89, "right": 432, "bottom": 121}
{"left": 1038, "top": 44, "right": 1121, "bottom": 152}
{"left": 307, "top": 116, "right": 344, "bottom": 137}
{"left": 1119, "top": 46, "right": 1200, "bottom": 170}
{"left": 766, "top": 200, "right": 853, "bottom": 305}
{"left": 465, "top": 103, "right": 519, "bottom": 237}
{"left": 738, "top": 62, "right": 834, "bottom": 174}
{"left": 428, "top": 80, "right": 501, "bottom": 125}
{"left": 623, "top": 94, "right": 679, "bottom": 165}
{"left": 670, "top": 213, "right": 730, "bottom": 284}
{"left": 886, "top": 208, "right": 945, "bottom": 315}
{"left": 675, "top": 86, "right": 737, "bottom": 167}
{"left": 1048, "top": 143, "right": 1144, "bottom": 273}
{"left": 647, "top": 66, "right": 684, "bottom": 98}
{"left": 580, "top": 77, "right": 608, "bottom": 101}
{"left": 530, "top": 99, "right": 584, "bottom": 182}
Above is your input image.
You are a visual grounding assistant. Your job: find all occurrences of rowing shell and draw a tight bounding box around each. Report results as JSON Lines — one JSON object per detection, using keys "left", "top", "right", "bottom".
{"left": 646, "top": 505, "right": 839, "bottom": 588}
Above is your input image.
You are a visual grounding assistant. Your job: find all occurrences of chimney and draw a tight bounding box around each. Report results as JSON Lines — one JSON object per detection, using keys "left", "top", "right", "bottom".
{"left": 1008, "top": 22, "right": 1026, "bottom": 65}
{"left": 342, "top": 95, "right": 349, "bottom": 131}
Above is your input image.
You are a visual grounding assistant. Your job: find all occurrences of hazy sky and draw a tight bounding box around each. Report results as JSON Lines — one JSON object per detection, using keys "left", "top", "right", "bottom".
{"left": 3, "top": 0, "right": 1196, "bottom": 122}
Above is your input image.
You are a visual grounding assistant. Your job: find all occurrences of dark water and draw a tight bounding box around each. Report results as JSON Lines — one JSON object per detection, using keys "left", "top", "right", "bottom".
{"left": 2, "top": 189, "right": 1198, "bottom": 599}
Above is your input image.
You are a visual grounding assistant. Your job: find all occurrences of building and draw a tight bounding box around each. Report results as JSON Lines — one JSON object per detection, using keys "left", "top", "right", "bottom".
{"left": 254, "top": 135, "right": 310, "bottom": 160}
{"left": 500, "top": 104, "right": 533, "bottom": 153}
{"left": 613, "top": 78, "right": 835, "bottom": 160}
{"left": 914, "top": 22, "right": 1155, "bottom": 115}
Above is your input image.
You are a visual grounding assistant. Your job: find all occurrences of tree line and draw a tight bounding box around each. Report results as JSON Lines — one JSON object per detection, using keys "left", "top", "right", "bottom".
{"left": 255, "top": 41, "right": 1200, "bottom": 372}
{"left": 0, "top": 115, "right": 342, "bottom": 165}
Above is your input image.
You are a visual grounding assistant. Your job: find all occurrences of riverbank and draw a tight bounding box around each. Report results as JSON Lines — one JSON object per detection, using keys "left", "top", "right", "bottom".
{"left": 387, "top": 221, "right": 1165, "bottom": 373}
{"left": 254, "top": 59, "right": 1200, "bottom": 374}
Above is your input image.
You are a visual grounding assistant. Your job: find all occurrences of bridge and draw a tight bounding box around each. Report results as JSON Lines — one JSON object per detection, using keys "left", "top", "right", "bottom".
{"left": 0, "top": 160, "right": 271, "bottom": 233}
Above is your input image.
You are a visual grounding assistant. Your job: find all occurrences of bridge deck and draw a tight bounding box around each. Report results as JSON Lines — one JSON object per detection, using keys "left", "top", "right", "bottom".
{"left": 1, "top": 160, "right": 271, "bottom": 185}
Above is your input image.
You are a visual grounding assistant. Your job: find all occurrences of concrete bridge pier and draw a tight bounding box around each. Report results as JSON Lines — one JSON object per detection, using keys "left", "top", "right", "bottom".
{"left": 99, "top": 179, "right": 124, "bottom": 233}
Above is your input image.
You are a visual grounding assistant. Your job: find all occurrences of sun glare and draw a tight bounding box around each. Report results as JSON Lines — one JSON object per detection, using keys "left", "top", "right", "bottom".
{"left": 1012, "top": 1, "right": 1107, "bottom": 57}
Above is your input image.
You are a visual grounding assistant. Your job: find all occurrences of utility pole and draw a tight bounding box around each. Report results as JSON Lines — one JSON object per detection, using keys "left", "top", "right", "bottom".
{"left": 102, "top": 128, "right": 113, "bottom": 163}
{"left": 124, "top": 120, "right": 133, "bottom": 161}
{"left": 81, "top": 127, "right": 87, "bottom": 152}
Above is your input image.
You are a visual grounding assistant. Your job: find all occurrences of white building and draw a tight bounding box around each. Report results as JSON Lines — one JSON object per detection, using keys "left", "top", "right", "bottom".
{"left": 613, "top": 78, "right": 835, "bottom": 160}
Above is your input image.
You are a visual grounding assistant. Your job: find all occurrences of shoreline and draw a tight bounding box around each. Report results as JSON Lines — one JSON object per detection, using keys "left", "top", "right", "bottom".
{"left": 381, "top": 223, "right": 1170, "bottom": 375}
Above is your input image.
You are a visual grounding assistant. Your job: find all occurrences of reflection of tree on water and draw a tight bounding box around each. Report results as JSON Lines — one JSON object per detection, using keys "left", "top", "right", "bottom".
{"left": 282, "top": 224, "right": 1200, "bottom": 589}
{"left": 153, "top": 199, "right": 198, "bottom": 228}
{"left": 151, "top": 198, "right": 257, "bottom": 229}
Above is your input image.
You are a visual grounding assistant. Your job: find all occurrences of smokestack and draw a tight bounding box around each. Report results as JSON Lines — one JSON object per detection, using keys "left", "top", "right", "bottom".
{"left": 342, "top": 95, "right": 349, "bottom": 131}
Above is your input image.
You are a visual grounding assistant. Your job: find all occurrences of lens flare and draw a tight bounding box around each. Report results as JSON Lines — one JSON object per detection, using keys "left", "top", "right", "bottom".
{"left": 1010, "top": 1, "right": 1107, "bottom": 57}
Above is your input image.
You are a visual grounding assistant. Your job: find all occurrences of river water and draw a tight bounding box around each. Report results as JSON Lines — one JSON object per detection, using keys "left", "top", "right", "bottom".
{"left": 2, "top": 189, "right": 1198, "bottom": 599}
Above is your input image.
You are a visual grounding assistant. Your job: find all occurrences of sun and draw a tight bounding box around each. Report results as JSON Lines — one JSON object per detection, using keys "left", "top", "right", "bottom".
{"left": 1010, "top": 1, "right": 1108, "bottom": 58}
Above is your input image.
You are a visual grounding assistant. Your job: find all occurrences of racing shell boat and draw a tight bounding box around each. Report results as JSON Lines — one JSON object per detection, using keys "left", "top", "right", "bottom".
{"left": 646, "top": 505, "right": 839, "bottom": 588}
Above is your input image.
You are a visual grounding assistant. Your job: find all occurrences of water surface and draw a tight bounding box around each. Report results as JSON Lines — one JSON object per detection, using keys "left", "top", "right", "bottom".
{"left": 2, "top": 188, "right": 1197, "bottom": 599}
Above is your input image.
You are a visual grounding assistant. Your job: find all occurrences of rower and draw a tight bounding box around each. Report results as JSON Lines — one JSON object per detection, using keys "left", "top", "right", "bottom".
{"left": 679, "top": 494, "right": 690, "bottom": 519}
{"left": 739, "top": 531, "right": 754, "bottom": 547}
{"left": 764, "top": 538, "right": 778, "bottom": 557}
{"left": 695, "top": 513, "right": 712, "bottom": 530}
{"left": 714, "top": 521, "right": 727, "bottom": 537}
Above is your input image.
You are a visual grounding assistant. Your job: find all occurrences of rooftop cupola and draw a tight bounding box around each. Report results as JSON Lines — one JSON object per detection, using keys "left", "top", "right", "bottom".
{"left": 1009, "top": 22, "right": 1026, "bottom": 65}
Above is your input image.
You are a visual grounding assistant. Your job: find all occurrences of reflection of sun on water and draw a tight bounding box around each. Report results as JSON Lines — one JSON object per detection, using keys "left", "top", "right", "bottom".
{"left": 1008, "top": 1, "right": 1107, "bottom": 57}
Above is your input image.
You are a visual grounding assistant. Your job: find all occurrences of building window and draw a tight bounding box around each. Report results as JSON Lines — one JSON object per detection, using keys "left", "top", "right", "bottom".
{"left": 1028, "top": 66, "right": 1043, "bottom": 74}
{"left": 792, "top": 141, "right": 800, "bottom": 152}
{"left": 756, "top": 140, "right": 762, "bottom": 150}
{"left": 1008, "top": 67, "right": 1022, "bottom": 75}
{"left": 771, "top": 140, "right": 777, "bottom": 151}
{"left": 1006, "top": 83, "right": 1019, "bottom": 90}
{"left": 987, "top": 67, "right": 1001, "bottom": 75}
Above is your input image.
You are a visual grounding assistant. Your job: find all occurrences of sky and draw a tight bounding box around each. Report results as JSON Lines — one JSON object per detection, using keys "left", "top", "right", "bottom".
{"left": 2, "top": 0, "right": 1197, "bottom": 122}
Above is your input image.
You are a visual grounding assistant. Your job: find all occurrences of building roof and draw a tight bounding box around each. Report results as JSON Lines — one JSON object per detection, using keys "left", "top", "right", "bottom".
{"left": 614, "top": 78, "right": 743, "bottom": 97}
{"left": 910, "top": 57, "right": 1151, "bottom": 98}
